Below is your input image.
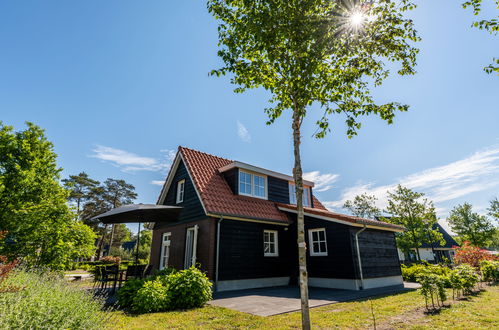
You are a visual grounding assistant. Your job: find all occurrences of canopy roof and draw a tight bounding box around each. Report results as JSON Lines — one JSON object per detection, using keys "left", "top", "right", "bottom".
{"left": 91, "top": 204, "right": 182, "bottom": 224}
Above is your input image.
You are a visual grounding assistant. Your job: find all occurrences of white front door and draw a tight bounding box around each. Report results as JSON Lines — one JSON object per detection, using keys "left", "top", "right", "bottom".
{"left": 184, "top": 226, "right": 198, "bottom": 268}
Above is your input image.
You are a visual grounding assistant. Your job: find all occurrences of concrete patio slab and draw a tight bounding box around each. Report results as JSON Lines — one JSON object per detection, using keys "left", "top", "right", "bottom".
{"left": 209, "top": 282, "right": 419, "bottom": 316}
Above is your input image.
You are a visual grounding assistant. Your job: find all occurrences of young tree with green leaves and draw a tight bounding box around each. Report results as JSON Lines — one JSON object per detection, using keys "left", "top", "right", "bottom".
{"left": 385, "top": 185, "right": 444, "bottom": 261}
{"left": 462, "top": 0, "right": 499, "bottom": 74}
{"left": 489, "top": 197, "right": 499, "bottom": 221}
{"left": 448, "top": 202, "right": 496, "bottom": 247}
{"left": 0, "top": 122, "right": 96, "bottom": 269}
{"left": 343, "top": 193, "right": 381, "bottom": 219}
{"left": 207, "top": 1, "right": 419, "bottom": 326}
{"left": 62, "top": 172, "right": 100, "bottom": 217}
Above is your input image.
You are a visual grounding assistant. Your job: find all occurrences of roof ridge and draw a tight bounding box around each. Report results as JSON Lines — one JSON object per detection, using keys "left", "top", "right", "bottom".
{"left": 178, "top": 146, "right": 233, "bottom": 162}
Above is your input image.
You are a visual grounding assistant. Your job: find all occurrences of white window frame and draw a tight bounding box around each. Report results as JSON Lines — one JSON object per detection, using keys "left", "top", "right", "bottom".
{"left": 289, "top": 183, "right": 311, "bottom": 207}
{"left": 159, "top": 232, "right": 171, "bottom": 270}
{"left": 176, "top": 179, "right": 185, "bottom": 203}
{"left": 238, "top": 170, "right": 268, "bottom": 199}
{"left": 263, "top": 230, "right": 279, "bottom": 257}
{"left": 309, "top": 228, "right": 328, "bottom": 256}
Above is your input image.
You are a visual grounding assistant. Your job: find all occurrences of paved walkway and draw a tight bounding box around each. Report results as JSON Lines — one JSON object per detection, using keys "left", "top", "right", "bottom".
{"left": 209, "top": 283, "right": 419, "bottom": 316}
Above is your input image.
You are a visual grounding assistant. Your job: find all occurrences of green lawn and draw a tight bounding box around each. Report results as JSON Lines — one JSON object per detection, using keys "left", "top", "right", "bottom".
{"left": 110, "top": 285, "right": 498, "bottom": 329}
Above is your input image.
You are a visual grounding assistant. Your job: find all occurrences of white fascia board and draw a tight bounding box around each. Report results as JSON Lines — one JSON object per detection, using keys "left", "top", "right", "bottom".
{"left": 277, "top": 206, "right": 404, "bottom": 233}
{"left": 218, "top": 161, "right": 315, "bottom": 187}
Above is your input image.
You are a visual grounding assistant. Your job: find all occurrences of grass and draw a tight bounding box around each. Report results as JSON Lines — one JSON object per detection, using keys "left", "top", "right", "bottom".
{"left": 111, "top": 285, "right": 499, "bottom": 329}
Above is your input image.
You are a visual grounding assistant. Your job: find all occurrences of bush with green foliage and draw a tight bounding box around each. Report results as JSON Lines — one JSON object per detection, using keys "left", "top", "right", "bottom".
{"left": 165, "top": 267, "right": 213, "bottom": 310}
{"left": 0, "top": 269, "right": 110, "bottom": 329}
{"left": 449, "top": 264, "right": 479, "bottom": 299}
{"left": 416, "top": 270, "right": 447, "bottom": 311}
{"left": 117, "top": 278, "right": 146, "bottom": 309}
{"left": 401, "top": 263, "right": 451, "bottom": 287}
{"left": 480, "top": 260, "right": 499, "bottom": 283}
{"left": 132, "top": 279, "right": 170, "bottom": 313}
{"left": 117, "top": 267, "right": 212, "bottom": 313}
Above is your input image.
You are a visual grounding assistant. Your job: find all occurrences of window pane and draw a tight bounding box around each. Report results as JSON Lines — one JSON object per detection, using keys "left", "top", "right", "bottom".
{"left": 313, "top": 242, "right": 319, "bottom": 252}
{"left": 312, "top": 231, "right": 319, "bottom": 241}
{"left": 289, "top": 184, "right": 296, "bottom": 204}
{"left": 303, "top": 187, "right": 310, "bottom": 207}
{"left": 319, "top": 230, "right": 325, "bottom": 241}
{"left": 264, "top": 243, "right": 270, "bottom": 253}
{"left": 319, "top": 242, "right": 327, "bottom": 252}
{"left": 269, "top": 243, "right": 275, "bottom": 254}
{"left": 254, "top": 175, "right": 265, "bottom": 197}
{"left": 239, "top": 172, "right": 252, "bottom": 195}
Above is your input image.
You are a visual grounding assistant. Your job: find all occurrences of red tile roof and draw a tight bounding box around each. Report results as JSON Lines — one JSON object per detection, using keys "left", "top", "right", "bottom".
{"left": 175, "top": 147, "right": 404, "bottom": 231}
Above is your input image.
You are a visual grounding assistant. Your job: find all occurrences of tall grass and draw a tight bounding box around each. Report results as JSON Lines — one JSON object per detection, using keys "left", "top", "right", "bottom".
{"left": 0, "top": 269, "right": 111, "bottom": 329}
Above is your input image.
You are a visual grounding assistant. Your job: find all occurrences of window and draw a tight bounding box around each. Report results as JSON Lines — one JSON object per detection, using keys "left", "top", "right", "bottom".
{"left": 263, "top": 230, "right": 278, "bottom": 257}
{"left": 239, "top": 170, "right": 267, "bottom": 198}
{"left": 309, "top": 228, "right": 327, "bottom": 256}
{"left": 160, "top": 232, "right": 171, "bottom": 270}
{"left": 176, "top": 179, "right": 185, "bottom": 203}
{"left": 289, "top": 184, "right": 311, "bottom": 207}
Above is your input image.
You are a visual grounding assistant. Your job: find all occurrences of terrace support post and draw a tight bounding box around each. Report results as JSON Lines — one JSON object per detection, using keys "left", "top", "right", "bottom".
{"left": 135, "top": 222, "right": 141, "bottom": 265}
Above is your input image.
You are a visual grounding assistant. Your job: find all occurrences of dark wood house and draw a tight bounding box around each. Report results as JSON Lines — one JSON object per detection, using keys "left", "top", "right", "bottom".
{"left": 150, "top": 147, "right": 405, "bottom": 292}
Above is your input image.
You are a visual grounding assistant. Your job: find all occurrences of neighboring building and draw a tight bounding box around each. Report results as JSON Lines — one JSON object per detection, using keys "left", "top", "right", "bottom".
{"left": 397, "top": 223, "right": 459, "bottom": 263}
{"left": 150, "top": 147, "right": 405, "bottom": 292}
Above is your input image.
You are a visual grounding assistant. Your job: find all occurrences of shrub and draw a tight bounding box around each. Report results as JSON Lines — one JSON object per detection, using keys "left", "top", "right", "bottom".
{"left": 449, "top": 264, "right": 479, "bottom": 298}
{"left": 401, "top": 263, "right": 451, "bottom": 287}
{"left": 480, "top": 260, "right": 499, "bottom": 283}
{"left": 117, "top": 278, "right": 146, "bottom": 309}
{"left": 132, "top": 279, "right": 170, "bottom": 313}
{"left": 118, "top": 267, "right": 212, "bottom": 313}
{"left": 100, "top": 256, "right": 121, "bottom": 265}
{"left": 453, "top": 241, "right": 496, "bottom": 268}
{"left": 416, "top": 270, "right": 447, "bottom": 311}
{"left": 0, "top": 269, "right": 110, "bottom": 329}
{"left": 164, "top": 267, "right": 213, "bottom": 310}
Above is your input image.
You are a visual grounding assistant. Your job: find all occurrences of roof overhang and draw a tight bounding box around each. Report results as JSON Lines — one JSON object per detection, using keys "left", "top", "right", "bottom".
{"left": 206, "top": 212, "right": 290, "bottom": 226}
{"left": 218, "top": 161, "right": 315, "bottom": 187}
{"left": 92, "top": 204, "right": 183, "bottom": 224}
{"left": 277, "top": 206, "right": 405, "bottom": 233}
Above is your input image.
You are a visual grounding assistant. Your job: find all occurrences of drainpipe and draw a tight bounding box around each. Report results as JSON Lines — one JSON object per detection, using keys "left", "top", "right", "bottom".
{"left": 215, "top": 217, "right": 223, "bottom": 291}
{"left": 355, "top": 224, "right": 367, "bottom": 290}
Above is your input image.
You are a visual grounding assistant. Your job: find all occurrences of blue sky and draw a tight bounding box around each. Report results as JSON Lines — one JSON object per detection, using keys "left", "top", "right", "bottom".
{"left": 1, "top": 1, "right": 498, "bottom": 232}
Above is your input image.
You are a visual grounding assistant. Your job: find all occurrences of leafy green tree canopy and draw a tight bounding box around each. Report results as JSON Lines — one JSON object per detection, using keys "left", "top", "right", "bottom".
{"left": 448, "top": 202, "right": 496, "bottom": 248}
{"left": 208, "top": 0, "right": 419, "bottom": 138}
{"left": 462, "top": 0, "right": 499, "bottom": 74}
{"left": 385, "top": 185, "right": 444, "bottom": 260}
{"left": 343, "top": 193, "right": 381, "bottom": 219}
{"left": 0, "top": 122, "right": 95, "bottom": 269}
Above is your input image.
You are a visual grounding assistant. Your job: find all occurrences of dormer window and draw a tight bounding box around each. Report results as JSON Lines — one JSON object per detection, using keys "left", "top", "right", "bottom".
{"left": 176, "top": 179, "right": 185, "bottom": 203}
{"left": 239, "top": 170, "right": 267, "bottom": 199}
{"left": 289, "top": 184, "right": 311, "bottom": 207}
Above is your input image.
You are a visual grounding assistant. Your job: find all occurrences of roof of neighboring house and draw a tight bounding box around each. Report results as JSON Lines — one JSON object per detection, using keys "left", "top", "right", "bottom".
{"left": 420, "top": 222, "right": 459, "bottom": 249}
{"left": 158, "top": 146, "right": 403, "bottom": 231}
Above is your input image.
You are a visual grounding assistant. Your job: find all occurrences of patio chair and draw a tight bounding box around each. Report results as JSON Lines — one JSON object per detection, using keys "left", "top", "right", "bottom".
{"left": 125, "top": 264, "right": 147, "bottom": 281}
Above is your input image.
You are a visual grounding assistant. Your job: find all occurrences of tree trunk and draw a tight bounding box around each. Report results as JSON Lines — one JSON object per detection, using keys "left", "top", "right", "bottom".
{"left": 415, "top": 246, "right": 421, "bottom": 261}
{"left": 292, "top": 108, "right": 311, "bottom": 330}
{"left": 96, "top": 224, "right": 109, "bottom": 259}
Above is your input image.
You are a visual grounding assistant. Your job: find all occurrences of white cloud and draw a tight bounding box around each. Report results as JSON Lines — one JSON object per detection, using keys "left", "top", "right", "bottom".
{"left": 151, "top": 180, "right": 165, "bottom": 186}
{"left": 324, "top": 145, "right": 499, "bottom": 214}
{"left": 303, "top": 171, "right": 340, "bottom": 192}
{"left": 237, "top": 121, "right": 251, "bottom": 143}
{"left": 91, "top": 145, "right": 176, "bottom": 173}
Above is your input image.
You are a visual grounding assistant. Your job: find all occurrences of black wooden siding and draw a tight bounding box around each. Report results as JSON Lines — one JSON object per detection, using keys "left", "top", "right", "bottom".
{"left": 350, "top": 228, "right": 402, "bottom": 278}
{"left": 159, "top": 160, "right": 205, "bottom": 224}
{"left": 218, "top": 220, "right": 293, "bottom": 281}
{"left": 268, "top": 176, "right": 290, "bottom": 204}
{"left": 304, "top": 216, "right": 357, "bottom": 279}
{"left": 222, "top": 168, "right": 239, "bottom": 195}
